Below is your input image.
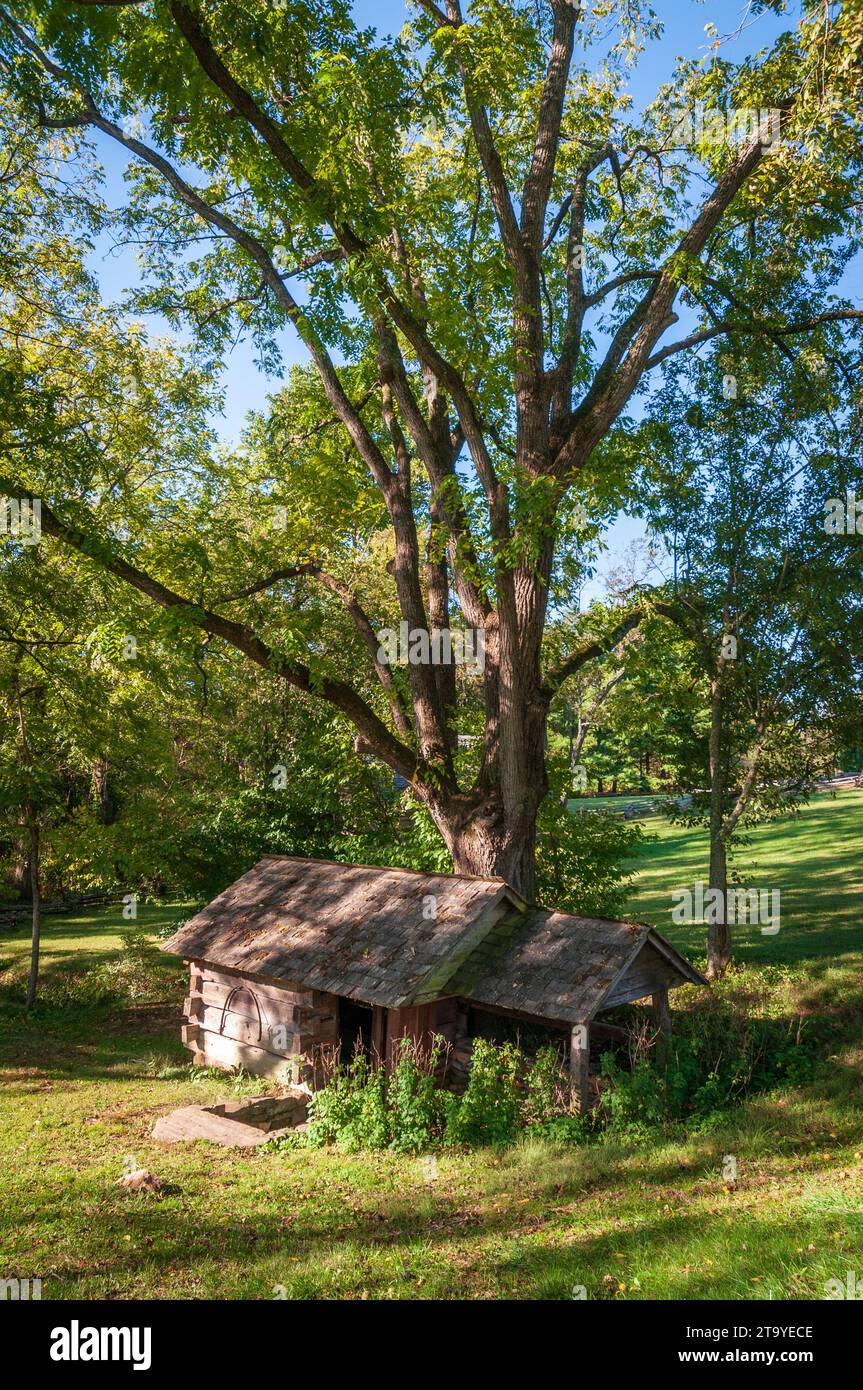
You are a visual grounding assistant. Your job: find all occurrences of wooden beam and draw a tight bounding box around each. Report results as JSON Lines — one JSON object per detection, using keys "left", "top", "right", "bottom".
{"left": 456, "top": 997, "right": 570, "bottom": 1032}
{"left": 371, "top": 1005, "right": 386, "bottom": 1063}
{"left": 182, "top": 994, "right": 203, "bottom": 1020}
{"left": 569, "top": 1022, "right": 590, "bottom": 1114}
{"left": 651, "top": 988, "right": 672, "bottom": 1036}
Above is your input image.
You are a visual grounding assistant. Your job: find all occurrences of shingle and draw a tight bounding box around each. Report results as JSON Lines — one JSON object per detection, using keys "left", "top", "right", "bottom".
{"left": 164, "top": 856, "right": 705, "bottom": 1026}
{"left": 163, "top": 855, "right": 518, "bottom": 1009}
{"left": 446, "top": 908, "right": 690, "bottom": 1023}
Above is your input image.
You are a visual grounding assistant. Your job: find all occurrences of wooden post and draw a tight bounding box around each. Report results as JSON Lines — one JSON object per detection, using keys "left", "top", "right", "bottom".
{"left": 651, "top": 988, "right": 672, "bottom": 1036}
{"left": 371, "top": 1006, "right": 386, "bottom": 1065}
{"left": 570, "top": 1022, "right": 590, "bottom": 1114}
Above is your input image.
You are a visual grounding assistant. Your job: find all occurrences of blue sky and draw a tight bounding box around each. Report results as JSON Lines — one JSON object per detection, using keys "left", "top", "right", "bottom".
{"left": 85, "top": 1, "right": 852, "bottom": 600}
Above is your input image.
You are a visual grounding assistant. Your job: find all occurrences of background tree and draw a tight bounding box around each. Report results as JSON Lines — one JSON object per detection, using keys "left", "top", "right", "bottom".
{"left": 636, "top": 350, "right": 863, "bottom": 974}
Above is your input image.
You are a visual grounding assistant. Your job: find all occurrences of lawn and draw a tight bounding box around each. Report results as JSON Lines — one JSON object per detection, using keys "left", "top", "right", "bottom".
{"left": 1, "top": 794, "right": 861, "bottom": 1301}
{"left": 627, "top": 786, "right": 863, "bottom": 966}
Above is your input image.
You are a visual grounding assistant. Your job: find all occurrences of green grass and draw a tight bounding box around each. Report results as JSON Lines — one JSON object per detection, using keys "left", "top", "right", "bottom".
{"left": 0, "top": 796, "right": 861, "bottom": 1301}
{"left": 626, "top": 787, "right": 863, "bottom": 966}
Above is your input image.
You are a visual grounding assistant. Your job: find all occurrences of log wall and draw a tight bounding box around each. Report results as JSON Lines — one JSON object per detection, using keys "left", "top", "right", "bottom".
{"left": 181, "top": 959, "right": 338, "bottom": 1085}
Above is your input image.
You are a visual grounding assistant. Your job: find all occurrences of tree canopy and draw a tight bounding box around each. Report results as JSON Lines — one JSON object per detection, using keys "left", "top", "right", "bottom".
{"left": 1, "top": 1, "right": 861, "bottom": 961}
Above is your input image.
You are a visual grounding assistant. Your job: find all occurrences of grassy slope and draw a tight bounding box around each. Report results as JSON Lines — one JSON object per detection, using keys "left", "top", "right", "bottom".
{"left": 0, "top": 797, "right": 861, "bottom": 1301}
{"left": 626, "top": 788, "right": 863, "bottom": 966}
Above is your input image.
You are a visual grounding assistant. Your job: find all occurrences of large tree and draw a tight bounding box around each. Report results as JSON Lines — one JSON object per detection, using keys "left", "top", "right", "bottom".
{"left": 1, "top": 0, "right": 861, "bottom": 897}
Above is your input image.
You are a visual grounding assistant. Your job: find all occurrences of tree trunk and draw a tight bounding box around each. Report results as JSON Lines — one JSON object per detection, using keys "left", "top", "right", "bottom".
{"left": 706, "top": 675, "right": 731, "bottom": 978}
{"left": 25, "top": 821, "right": 41, "bottom": 1012}
{"left": 95, "top": 759, "right": 117, "bottom": 825}
{"left": 432, "top": 798, "right": 539, "bottom": 901}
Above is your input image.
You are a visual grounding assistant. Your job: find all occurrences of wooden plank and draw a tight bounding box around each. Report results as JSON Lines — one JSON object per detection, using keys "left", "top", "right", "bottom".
{"left": 197, "top": 996, "right": 287, "bottom": 1035}
{"left": 590, "top": 1020, "right": 627, "bottom": 1041}
{"left": 195, "top": 1028, "right": 298, "bottom": 1080}
{"left": 602, "top": 943, "right": 683, "bottom": 1008}
{"left": 295, "top": 1005, "right": 339, "bottom": 1024}
{"left": 651, "top": 988, "right": 672, "bottom": 1036}
{"left": 371, "top": 1005, "right": 386, "bottom": 1061}
{"left": 191, "top": 958, "right": 310, "bottom": 995}
{"left": 196, "top": 1004, "right": 287, "bottom": 1049}
{"left": 198, "top": 973, "right": 308, "bottom": 1015}
{"left": 569, "top": 1022, "right": 590, "bottom": 1114}
{"left": 645, "top": 930, "right": 707, "bottom": 985}
{"left": 458, "top": 998, "right": 569, "bottom": 1031}
{"left": 385, "top": 1002, "right": 440, "bottom": 1065}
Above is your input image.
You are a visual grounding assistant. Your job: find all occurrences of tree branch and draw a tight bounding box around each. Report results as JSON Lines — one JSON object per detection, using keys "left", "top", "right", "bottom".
{"left": 554, "top": 110, "right": 795, "bottom": 473}
{"left": 168, "top": 2, "right": 366, "bottom": 258}
{"left": 544, "top": 607, "right": 645, "bottom": 694}
{"left": 212, "top": 563, "right": 414, "bottom": 740}
{"left": 643, "top": 307, "right": 863, "bottom": 371}
{"left": 416, "top": 0, "right": 524, "bottom": 274}
{"left": 521, "top": 1, "right": 577, "bottom": 255}
{"left": 160, "top": 0, "right": 500, "bottom": 559}
{"left": 0, "top": 6, "right": 395, "bottom": 498}
{"left": 8, "top": 489, "right": 419, "bottom": 780}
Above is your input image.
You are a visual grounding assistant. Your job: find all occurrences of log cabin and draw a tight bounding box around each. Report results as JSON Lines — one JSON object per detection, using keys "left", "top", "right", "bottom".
{"left": 161, "top": 855, "right": 706, "bottom": 1112}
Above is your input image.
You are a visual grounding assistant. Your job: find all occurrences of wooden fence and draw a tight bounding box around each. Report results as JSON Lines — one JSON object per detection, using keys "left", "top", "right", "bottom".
{"left": 0, "top": 890, "right": 124, "bottom": 931}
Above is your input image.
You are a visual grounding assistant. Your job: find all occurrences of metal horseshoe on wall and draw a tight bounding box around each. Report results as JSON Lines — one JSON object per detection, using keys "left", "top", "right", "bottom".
{"left": 219, "top": 984, "right": 264, "bottom": 1042}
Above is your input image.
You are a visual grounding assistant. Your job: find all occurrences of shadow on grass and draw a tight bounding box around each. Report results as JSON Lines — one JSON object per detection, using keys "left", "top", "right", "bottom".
{"left": 625, "top": 790, "right": 863, "bottom": 967}
{"left": 14, "top": 1101, "right": 858, "bottom": 1301}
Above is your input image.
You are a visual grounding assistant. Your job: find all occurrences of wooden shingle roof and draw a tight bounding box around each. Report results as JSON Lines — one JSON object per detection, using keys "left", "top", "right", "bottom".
{"left": 162, "top": 855, "right": 522, "bottom": 1009}
{"left": 162, "top": 855, "right": 705, "bottom": 1021}
{"left": 444, "top": 908, "right": 705, "bottom": 1023}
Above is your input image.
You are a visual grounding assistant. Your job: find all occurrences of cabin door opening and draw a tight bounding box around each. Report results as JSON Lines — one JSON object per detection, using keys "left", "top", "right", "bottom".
{"left": 338, "top": 997, "right": 373, "bottom": 1064}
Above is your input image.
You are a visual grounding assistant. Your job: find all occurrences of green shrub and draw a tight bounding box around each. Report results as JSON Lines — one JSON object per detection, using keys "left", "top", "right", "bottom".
{"left": 94, "top": 928, "right": 177, "bottom": 1005}
{"left": 445, "top": 1039, "right": 524, "bottom": 1148}
{"left": 283, "top": 993, "right": 818, "bottom": 1157}
{"left": 524, "top": 1043, "right": 570, "bottom": 1125}
{"left": 304, "top": 1052, "right": 386, "bottom": 1152}
{"left": 303, "top": 1041, "right": 448, "bottom": 1153}
{"left": 598, "top": 1052, "right": 670, "bottom": 1140}
{"left": 528, "top": 1113, "right": 589, "bottom": 1143}
{"left": 40, "top": 968, "right": 117, "bottom": 1010}
{"left": 387, "top": 1037, "right": 448, "bottom": 1152}
{"left": 597, "top": 974, "right": 830, "bottom": 1138}
{"left": 285, "top": 1037, "right": 582, "bottom": 1155}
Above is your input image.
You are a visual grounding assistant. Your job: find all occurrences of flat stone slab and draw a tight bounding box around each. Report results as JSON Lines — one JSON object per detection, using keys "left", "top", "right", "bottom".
{"left": 153, "top": 1093, "right": 308, "bottom": 1147}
